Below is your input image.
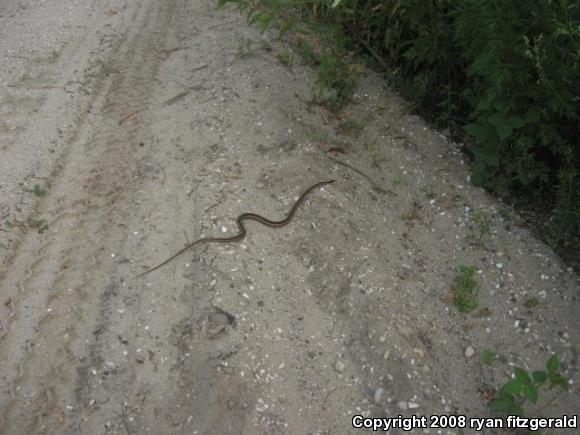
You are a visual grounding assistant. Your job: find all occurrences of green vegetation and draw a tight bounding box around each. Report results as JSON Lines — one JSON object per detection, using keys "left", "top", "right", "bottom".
{"left": 470, "top": 208, "right": 492, "bottom": 246}
{"left": 276, "top": 49, "right": 293, "bottom": 66}
{"left": 452, "top": 265, "right": 479, "bottom": 313}
{"left": 48, "top": 49, "right": 60, "bottom": 64}
{"left": 23, "top": 184, "right": 47, "bottom": 197}
{"left": 481, "top": 349, "right": 501, "bottom": 366}
{"left": 27, "top": 218, "right": 49, "bottom": 234}
{"left": 217, "top": 0, "right": 580, "bottom": 263}
{"left": 490, "top": 355, "right": 569, "bottom": 416}
{"left": 294, "top": 38, "right": 318, "bottom": 67}
{"left": 336, "top": 117, "right": 364, "bottom": 137}
{"left": 236, "top": 37, "right": 256, "bottom": 59}
{"left": 524, "top": 296, "right": 541, "bottom": 309}
{"left": 310, "top": 47, "right": 359, "bottom": 112}
{"left": 32, "top": 184, "right": 47, "bottom": 197}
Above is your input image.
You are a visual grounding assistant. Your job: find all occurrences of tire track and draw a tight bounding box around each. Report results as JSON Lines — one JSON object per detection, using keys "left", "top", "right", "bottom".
{"left": 0, "top": 1, "right": 178, "bottom": 433}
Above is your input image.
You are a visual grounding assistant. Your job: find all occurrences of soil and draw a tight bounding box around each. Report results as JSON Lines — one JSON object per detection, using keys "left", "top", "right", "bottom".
{"left": 0, "top": 0, "right": 578, "bottom": 434}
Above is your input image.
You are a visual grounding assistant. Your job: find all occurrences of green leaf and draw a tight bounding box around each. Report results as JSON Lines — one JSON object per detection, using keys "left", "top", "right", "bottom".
{"left": 524, "top": 109, "right": 541, "bottom": 124}
{"left": 488, "top": 113, "right": 504, "bottom": 128}
{"left": 496, "top": 123, "right": 513, "bottom": 140}
{"left": 278, "top": 19, "right": 294, "bottom": 38}
{"left": 489, "top": 393, "right": 524, "bottom": 417}
{"left": 522, "top": 384, "right": 539, "bottom": 404}
{"left": 549, "top": 373, "right": 569, "bottom": 391}
{"left": 489, "top": 396, "right": 513, "bottom": 413}
{"left": 532, "top": 370, "right": 547, "bottom": 383}
{"left": 514, "top": 367, "right": 531, "bottom": 384}
{"left": 509, "top": 403, "right": 525, "bottom": 416}
{"left": 464, "top": 123, "right": 485, "bottom": 138}
{"left": 482, "top": 349, "right": 499, "bottom": 366}
{"left": 508, "top": 116, "right": 524, "bottom": 129}
{"left": 500, "top": 379, "right": 522, "bottom": 396}
{"left": 546, "top": 355, "right": 559, "bottom": 374}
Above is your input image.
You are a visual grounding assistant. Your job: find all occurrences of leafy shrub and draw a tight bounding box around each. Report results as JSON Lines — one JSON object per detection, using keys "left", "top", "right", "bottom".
{"left": 452, "top": 265, "right": 479, "bottom": 313}
{"left": 217, "top": 0, "right": 580, "bottom": 253}
{"left": 490, "top": 355, "right": 569, "bottom": 416}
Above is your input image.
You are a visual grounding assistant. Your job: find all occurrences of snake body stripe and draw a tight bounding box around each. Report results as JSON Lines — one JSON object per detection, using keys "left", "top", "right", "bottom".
{"left": 135, "top": 180, "right": 335, "bottom": 278}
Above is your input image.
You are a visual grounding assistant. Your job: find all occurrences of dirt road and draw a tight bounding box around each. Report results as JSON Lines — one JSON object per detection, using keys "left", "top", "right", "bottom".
{"left": 0, "top": 0, "right": 578, "bottom": 434}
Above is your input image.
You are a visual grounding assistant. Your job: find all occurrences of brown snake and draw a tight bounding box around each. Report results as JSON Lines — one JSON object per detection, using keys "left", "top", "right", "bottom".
{"left": 136, "top": 180, "right": 335, "bottom": 278}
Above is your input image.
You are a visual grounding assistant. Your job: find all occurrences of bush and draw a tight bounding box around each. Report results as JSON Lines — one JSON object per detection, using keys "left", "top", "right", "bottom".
{"left": 218, "top": 0, "right": 580, "bottom": 251}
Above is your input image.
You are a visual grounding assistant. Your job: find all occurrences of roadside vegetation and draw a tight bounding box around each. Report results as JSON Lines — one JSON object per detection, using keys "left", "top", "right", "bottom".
{"left": 218, "top": 0, "right": 580, "bottom": 266}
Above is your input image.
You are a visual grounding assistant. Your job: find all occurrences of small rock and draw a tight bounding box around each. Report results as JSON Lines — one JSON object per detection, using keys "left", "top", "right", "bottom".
{"left": 408, "top": 402, "right": 419, "bottom": 409}
{"left": 465, "top": 346, "right": 475, "bottom": 357}
{"left": 397, "top": 401, "right": 408, "bottom": 411}
{"left": 373, "top": 387, "right": 384, "bottom": 404}
{"left": 334, "top": 360, "right": 345, "bottom": 373}
{"left": 103, "top": 361, "right": 116, "bottom": 374}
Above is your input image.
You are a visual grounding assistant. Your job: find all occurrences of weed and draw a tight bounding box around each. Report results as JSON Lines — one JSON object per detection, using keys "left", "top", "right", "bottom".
{"left": 470, "top": 208, "right": 492, "bottom": 246}
{"left": 481, "top": 349, "right": 502, "bottom": 366}
{"left": 258, "top": 39, "right": 272, "bottom": 51}
{"left": 523, "top": 297, "right": 541, "bottom": 309}
{"left": 392, "top": 177, "right": 403, "bottom": 186}
{"left": 401, "top": 201, "right": 422, "bottom": 223}
{"left": 33, "top": 184, "right": 47, "bottom": 197}
{"left": 311, "top": 48, "right": 357, "bottom": 113}
{"left": 392, "top": 175, "right": 403, "bottom": 186}
{"left": 337, "top": 117, "right": 364, "bottom": 137}
{"left": 236, "top": 37, "right": 255, "bottom": 59}
{"left": 295, "top": 38, "right": 319, "bottom": 66}
{"left": 489, "top": 355, "right": 569, "bottom": 416}
{"left": 276, "top": 49, "right": 293, "bottom": 67}
{"left": 452, "top": 265, "right": 479, "bottom": 313}
{"left": 48, "top": 49, "right": 60, "bottom": 63}
{"left": 24, "top": 184, "right": 47, "bottom": 197}
{"left": 27, "top": 218, "right": 49, "bottom": 234}
{"left": 423, "top": 189, "right": 436, "bottom": 200}
{"left": 312, "top": 130, "right": 329, "bottom": 144}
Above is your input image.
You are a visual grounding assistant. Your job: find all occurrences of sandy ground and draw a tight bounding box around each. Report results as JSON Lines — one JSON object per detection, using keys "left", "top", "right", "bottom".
{"left": 0, "top": 0, "right": 578, "bottom": 434}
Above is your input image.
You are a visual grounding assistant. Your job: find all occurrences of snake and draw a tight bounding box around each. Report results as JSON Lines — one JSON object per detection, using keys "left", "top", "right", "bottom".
{"left": 136, "top": 180, "right": 335, "bottom": 278}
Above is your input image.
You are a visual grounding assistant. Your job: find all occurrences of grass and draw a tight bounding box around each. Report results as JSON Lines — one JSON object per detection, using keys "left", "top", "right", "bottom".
{"left": 471, "top": 208, "right": 492, "bottom": 246}
{"left": 294, "top": 38, "right": 319, "bottom": 66}
{"left": 452, "top": 265, "right": 479, "bottom": 313}
{"left": 236, "top": 37, "right": 255, "bottom": 59}
{"left": 27, "top": 218, "right": 49, "bottom": 234}
{"left": 310, "top": 48, "right": 358, "bottom": 113}
{"left": 524, "top": 297, "right": 541, "bottom": 309}
{"left": 23, "top": 184, "right": 47, "bottom": 197}
{"left": 32, "top": 184, "right": 47, "bottom": 197}
{"left": 423, "top": 189, "right": 436, "bottom": 200}
{"left": 276, "top": 49, "right": 293, "bottom": 67}
{"left": 336, "top": 117, "right": 364, "bottom": 137}
{"left": 481, "top": 349, "right": 505, "bottom": 366}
